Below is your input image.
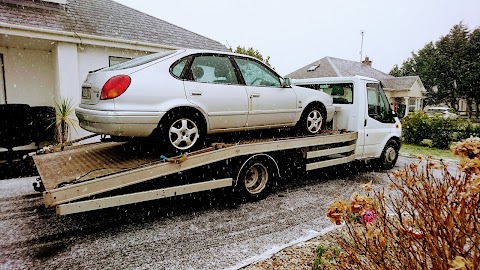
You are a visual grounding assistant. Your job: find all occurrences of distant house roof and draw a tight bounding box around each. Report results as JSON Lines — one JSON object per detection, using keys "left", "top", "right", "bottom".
{"left": 286, "top": 56, "right": 421, "bottom": 91}
{"left": 0, "top": 0, "right": 228, "bottom": 51}
{"left": 383, "top": 76, "right": 420, "bottom": 90}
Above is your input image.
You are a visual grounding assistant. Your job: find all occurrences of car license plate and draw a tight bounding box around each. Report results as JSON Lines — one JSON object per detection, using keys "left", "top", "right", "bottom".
{"left": 82, "top": 87, "right": 91, "bottom": 99}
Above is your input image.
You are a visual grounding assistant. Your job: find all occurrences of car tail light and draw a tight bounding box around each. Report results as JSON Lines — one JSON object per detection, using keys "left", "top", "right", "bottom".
{"left": 100, "top": 75, "right": 131, "bottom": 100}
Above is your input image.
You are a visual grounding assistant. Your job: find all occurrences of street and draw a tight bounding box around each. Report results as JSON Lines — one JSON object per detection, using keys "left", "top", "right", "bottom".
{"left": 1, "top": 157, "right": 413, "bottom": 270}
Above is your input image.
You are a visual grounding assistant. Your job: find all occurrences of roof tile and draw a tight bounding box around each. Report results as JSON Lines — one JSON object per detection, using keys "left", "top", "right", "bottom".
{"left": 0, "top": 0, "right": 227, "bottom": 51}
{"left": 287, "top": 56, "right": 419, "bottom": 90}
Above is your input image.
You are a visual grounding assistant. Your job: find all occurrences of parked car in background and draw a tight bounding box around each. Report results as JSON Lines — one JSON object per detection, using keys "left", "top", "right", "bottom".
{"left": 425, "top": 107, "right": 457, "bottom": 118}
{"left": 76, "top": 49, "right": 334, "bottom": 154}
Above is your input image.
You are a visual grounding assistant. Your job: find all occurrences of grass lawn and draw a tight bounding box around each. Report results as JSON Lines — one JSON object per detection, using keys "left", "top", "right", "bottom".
{"left": 400, "top": 143, "right": 459, "bottom": 161}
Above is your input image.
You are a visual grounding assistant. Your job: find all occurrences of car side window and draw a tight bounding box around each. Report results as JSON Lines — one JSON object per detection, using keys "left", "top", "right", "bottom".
{"left": 171, "top": 58, "right": 188, "bottom": 78}
{"left": 189, "top": 56, "right": 238, "bottom": 84}
{"left": 234, "top": 58, "right": 281, "bottom": 87}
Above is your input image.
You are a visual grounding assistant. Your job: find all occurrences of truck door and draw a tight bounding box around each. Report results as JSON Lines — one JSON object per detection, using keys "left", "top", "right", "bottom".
{"left": 362, "top": 83, "right": 396, "bottom": 158}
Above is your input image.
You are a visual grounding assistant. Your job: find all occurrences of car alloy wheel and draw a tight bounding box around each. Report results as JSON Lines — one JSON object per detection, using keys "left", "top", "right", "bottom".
{"left": 306, "top": 109, "right": 323, "bottom": 134}
{"left": 168, "top": 118, "right": 199, "bottom": 150}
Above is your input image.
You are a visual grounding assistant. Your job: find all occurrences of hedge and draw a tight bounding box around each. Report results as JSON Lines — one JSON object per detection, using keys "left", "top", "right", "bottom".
{"left": 401, "top": 111, "right": 480, "bottom": 149}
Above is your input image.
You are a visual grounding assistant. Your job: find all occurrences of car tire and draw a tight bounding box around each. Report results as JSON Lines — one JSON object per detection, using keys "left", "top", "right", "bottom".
{"left": 377, "top": 139, "right": 399, "bottom": 170}
{"left": 297, "top": 105, "right": 326, "bottom": 135}
{"left": 235, "top": 156, "right": 277, "bottom": 202}
{"left": 160, "top": 111, "right": 205, "bottom": 155}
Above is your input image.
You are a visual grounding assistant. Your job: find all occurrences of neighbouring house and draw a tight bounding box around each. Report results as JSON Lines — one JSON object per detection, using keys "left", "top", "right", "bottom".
{"left": 286, "top": 56, "right": 427, "bottom": 117}
{"left": 458, "top": 99, "right": 478, "bottom": 116}
{"left": 0, "top": 0, "right": 227, "bottom": 150}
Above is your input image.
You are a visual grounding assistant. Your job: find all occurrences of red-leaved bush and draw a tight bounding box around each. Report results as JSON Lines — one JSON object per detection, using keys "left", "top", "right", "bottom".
{"left": 321, "top": 137, "right": 480, "bottom": 270}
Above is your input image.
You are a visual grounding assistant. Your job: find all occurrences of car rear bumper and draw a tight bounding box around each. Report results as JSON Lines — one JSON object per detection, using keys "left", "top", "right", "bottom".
{"left": 75, "top": 107, "right": 164, "bottom": 137}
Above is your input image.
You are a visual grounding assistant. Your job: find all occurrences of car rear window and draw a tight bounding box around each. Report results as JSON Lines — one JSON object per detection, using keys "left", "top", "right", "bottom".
{"left": 102, "top": 50, "right": 177, "bottom": 71}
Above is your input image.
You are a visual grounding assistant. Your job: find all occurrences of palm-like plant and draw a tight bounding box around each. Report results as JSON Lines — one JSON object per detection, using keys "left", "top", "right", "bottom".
{"left": 53, "top": 97, "right": 78, "bottom": 144}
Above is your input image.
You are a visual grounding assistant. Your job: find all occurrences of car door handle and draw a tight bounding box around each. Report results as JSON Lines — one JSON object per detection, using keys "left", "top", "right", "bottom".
{"left": 191, "top": 91, "right": 202, "bottom": 96}
{"left": 250, "top": 93, "right": 260, "bottom": 98}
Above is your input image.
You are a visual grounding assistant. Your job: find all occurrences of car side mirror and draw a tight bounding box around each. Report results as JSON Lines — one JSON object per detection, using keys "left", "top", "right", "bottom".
{"left": 281, "top": 77, "right": 292, "bottom": 88}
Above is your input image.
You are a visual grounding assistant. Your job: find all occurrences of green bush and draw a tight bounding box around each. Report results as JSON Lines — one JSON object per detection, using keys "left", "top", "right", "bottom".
{"left": 312, "top": 244, "right": 341, "bottom": 270}
{"left": 401, "top": 112, "right": 480, "bottom": 149}
{"left": 401, "top": 111, "right": 432, "bottom": 145}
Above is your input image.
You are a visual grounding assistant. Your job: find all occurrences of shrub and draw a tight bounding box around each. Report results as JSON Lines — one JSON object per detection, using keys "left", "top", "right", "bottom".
{"left": 402, "top": 112, "right": 480, "bottom": 149}
{"left": 324, "top": 137, "right": 480, "bottom": 269}
{"left": 401, "top": 111, "right": 431, "bottom": 145}
{"left": 429, "top": 115, "right": 458, "bottom": 149}
{"left": 312, "top": 244, "right": 342, "bottom": 270}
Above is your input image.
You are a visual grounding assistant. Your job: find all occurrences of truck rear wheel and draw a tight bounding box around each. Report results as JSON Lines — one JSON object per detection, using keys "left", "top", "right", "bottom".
{"left": 235, "top": 155, "right": 277, "bottom": 201}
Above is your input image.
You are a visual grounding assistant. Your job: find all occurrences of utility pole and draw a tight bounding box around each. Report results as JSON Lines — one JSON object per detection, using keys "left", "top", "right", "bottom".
{"left": 360, "top": 30, "right": 365, "bottom": 62}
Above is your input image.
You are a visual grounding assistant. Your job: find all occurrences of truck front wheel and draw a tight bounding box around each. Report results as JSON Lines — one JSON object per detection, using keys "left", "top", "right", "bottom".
{"left": 378, "top": 139, "right": 399, "bottom": 170}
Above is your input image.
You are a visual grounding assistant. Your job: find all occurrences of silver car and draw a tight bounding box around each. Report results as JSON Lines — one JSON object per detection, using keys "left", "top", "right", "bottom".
{"left": 76, "top": 49, "right": 334, "bottom": 153}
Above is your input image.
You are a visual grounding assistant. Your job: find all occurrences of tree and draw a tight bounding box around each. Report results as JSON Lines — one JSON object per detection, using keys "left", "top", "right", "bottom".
{"left": 436, "top": 23, "right": 470, "bottom": 110}
{"left": 231, "top": 46, "right": 273, "bottom": 69}
{"left": 390, "top": 23, "right": 480, "bottom": 112}
{"left": 389, "top": 64, "right": 403, "bottom": 77}
{"left": 466, "top": 28, "right": 480, "bottom": 117}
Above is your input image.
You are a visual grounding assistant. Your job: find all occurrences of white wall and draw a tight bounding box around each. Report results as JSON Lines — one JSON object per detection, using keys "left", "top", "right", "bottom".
{"left": 77, "top": 45, "right": 150, "bottom": 84}
{"left": 1, "top": 41, "right": 159, "bottom": 145}
{"left": 409, "top": 79, "right": 425, "bottom": 98}
{"left": 0, "top": 47, "right": 55, "bottom": 106}
{"left": 74, "top": 45, "right": 154, "bottom": 141}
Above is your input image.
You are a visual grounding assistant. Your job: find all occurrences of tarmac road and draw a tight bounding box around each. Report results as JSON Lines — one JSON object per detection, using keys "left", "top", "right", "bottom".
{"left": 0, "top": 157, "right": 414, "bottom": 270}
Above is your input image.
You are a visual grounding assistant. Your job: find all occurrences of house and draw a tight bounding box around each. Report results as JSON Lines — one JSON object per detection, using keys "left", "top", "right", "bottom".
{"left": 286, "top": 56, "right": 427, "bottom": 117}
{"left": 0, "top": 0, "right": 227, "bottom": 147}
{"left": 458, "top": 99, "right": 478, "bottom": 116}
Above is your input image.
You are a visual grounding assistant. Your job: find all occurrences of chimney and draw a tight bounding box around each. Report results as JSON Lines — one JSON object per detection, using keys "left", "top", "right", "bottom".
{"left": 362, "top": 56, "right": 372, "bottom": 67}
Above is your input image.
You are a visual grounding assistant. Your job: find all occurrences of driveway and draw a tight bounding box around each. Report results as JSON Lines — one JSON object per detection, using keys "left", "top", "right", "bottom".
{"left": 0, "top": 157, "right": 413, "bottom": 270}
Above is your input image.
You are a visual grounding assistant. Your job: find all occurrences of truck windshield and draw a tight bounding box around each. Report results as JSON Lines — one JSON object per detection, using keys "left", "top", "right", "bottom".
{"left": 366, "top": 83, "right": 395, "bottom": 123}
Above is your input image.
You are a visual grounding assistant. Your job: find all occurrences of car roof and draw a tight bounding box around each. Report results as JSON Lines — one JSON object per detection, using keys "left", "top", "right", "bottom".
{"left": 181, "top": 48, "right": 257, "bottom": 60}
{"left": 427, "top": 107, "right": 448, "bottom": 110}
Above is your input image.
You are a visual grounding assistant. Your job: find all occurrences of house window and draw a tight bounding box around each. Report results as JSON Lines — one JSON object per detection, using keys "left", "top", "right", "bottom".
{"left": 109, "top": 56, "right": 133, "bottom": 67}
{"left": 408, "top": 98, "right": 416, "bottom": 112}
{"left": 0, "top": 54, "right": 6, "bottom": 104}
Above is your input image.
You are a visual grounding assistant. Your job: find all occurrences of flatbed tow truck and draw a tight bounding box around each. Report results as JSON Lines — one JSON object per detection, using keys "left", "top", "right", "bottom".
{"left": 33, "top": 130, "right": 357, "bottom": 216}
{"left": 32, "top": 76, "right": 401, "bottom": 216}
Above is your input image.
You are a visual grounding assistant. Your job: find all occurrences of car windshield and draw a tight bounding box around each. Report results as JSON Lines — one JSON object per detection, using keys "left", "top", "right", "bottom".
{"left": 101, "top": 50, "right": 178, "bottom": 71}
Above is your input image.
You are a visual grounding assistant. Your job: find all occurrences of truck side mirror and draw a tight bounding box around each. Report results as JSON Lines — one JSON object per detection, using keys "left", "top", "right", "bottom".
{"left": 281, "top": 77, "right": 292, "bottom": 88}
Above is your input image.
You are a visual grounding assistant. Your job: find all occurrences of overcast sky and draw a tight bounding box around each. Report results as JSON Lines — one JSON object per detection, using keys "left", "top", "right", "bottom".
{"left": 113, "top": 0, "right": 480, "bottom": 76}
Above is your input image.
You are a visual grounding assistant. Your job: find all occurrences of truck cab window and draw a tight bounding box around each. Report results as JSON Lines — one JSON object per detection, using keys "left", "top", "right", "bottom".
{"left": 299, "top": 83, "right": 353, "bottom": 104}
{"left": 366, "top": 83, "right": 394, "bottom": 123}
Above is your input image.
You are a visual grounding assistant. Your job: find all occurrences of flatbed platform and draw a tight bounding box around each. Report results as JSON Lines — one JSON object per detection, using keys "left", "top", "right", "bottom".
{"left": 33, "top": 142, "right": 159, "bottom": 190}
{"left": 33, "top": 130, "right": 358, "bottom": 215}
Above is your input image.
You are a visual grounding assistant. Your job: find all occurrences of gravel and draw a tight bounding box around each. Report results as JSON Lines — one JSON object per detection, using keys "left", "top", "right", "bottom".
{"left": 0, "top": 158, "right": 412, "bottom": 270}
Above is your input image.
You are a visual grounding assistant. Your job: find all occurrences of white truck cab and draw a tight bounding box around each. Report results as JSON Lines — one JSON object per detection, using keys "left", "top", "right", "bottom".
{"left": 293, "top": 76, "right": 402, "bottom": 169}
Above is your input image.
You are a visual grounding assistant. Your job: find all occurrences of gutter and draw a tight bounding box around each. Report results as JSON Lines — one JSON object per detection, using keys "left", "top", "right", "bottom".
{"left": 0, "top": 22, "right": 181, "bottom": 52}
